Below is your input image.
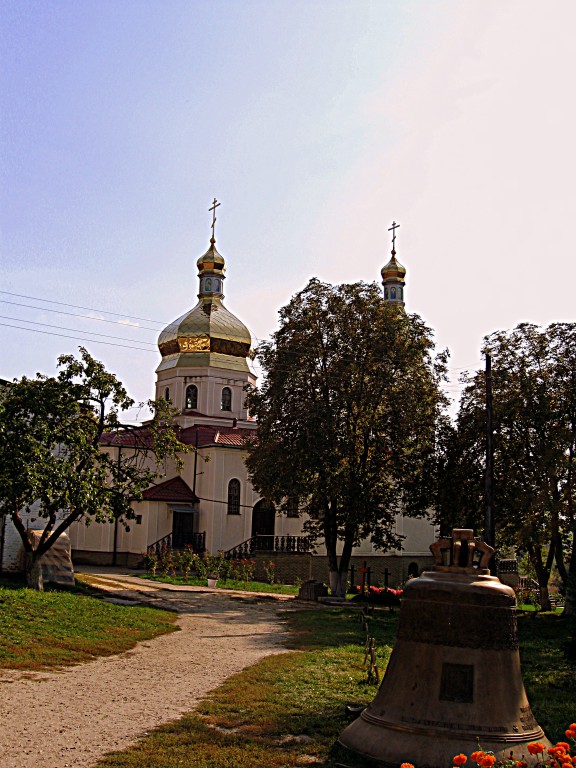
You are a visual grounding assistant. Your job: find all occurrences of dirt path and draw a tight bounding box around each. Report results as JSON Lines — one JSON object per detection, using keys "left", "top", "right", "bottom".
{"left": 0, "top": 571, "right": 294, "bottom": 768}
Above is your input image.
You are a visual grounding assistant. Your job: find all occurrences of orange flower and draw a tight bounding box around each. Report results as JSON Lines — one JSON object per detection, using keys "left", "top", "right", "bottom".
{"left": 562, "top": 763, "right": 572, "bottom": 768}
{"left": 400, "top": 763, "right": 415, "bottom": 768}
{"left": 481, "top": 756, "right": 496, "bottom": 768}
{"left": 556, "top": 743, "right": 570, "bottom": 752}
{"left": 453, "top": 755, "right": 467, "bottom": 766}
{"left": 528, "top": 743, "right": 547, "bottom": 756}
{"left": 567, "top": 732, "right": 575, "bottom": 740}
{"left": 471, "top": 752, "right": 486, "bottom": 764}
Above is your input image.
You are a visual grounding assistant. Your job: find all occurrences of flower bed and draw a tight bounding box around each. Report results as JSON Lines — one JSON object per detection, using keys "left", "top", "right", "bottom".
{"left": 400, "top": 723, "right": 576, "bottom": 768}
{"left": 350, "top": 585, "right": 403, "bottom": 607}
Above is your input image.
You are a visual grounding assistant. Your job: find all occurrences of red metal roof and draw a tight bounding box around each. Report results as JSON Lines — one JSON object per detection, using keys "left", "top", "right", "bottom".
{"left": 179, "top": 425, "right": 253, "bottom": 448}
{"left": 142, "top": 476, "right": 199, "bottom": 503}
{"left": 101, "top": 424, "right": 254, "bottom": 450}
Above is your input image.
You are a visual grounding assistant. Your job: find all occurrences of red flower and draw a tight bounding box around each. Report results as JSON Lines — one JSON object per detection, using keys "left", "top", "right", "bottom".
{"left": 528, "top": 743, "right": 547, "bottom": 756}
{"left": 453, "top": 754, "right": 467, "bottom": 765}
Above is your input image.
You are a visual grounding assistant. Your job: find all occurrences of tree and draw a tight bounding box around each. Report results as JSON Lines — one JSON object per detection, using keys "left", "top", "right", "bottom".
{"left": 436, "top": 323, "right": 576, "bottom": 615}
{"left": 0, "top": 348, "right": 186, "bottom": 590}
{"left": 245, "top": 279, "right": 448, "bottom": 596}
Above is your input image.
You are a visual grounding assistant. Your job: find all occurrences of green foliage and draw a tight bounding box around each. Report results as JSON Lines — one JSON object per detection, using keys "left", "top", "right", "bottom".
{"left": 436, "top": 323, "right": 576, "bottom": 613}
{"left": 245, "top": 279, "right": 448, "bottom": 593}
{"left": 0, "top": 348, "right": 187, "bottom": 588}
{"left": 228, "top": 557, "right": 256, "bottom": 582}
{"left": 0, "top": 576, "right": 177, "bottom": 670}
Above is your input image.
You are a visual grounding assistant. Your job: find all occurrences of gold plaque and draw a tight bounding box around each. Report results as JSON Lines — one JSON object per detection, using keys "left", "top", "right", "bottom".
{"left": 178, "top": 336, "right": 210, "bottom": 353}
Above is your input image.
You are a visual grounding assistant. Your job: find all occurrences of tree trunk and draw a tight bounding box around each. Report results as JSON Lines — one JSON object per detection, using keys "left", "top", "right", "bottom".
{"left": 527, "top": 543, "right": 551, "bottom": 611}
{"left": 25, "top": 553, "right": 44, "bottom": 591}
{"left": 562, "top": 531, "right": 576, "bottom": 617}
{"left": 328, "top": 570, "right": 348, "bottom": 597}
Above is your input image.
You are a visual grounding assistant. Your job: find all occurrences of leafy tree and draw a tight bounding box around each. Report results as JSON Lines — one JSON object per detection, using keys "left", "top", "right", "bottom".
{"left": 245, "top": 279, "right": 448, "bottom": 596}
{"left": 436, "top": 323, "right": 576, "bottom": 615}
{"left": 0, "top": 348, "right": 186, "bottom": 590}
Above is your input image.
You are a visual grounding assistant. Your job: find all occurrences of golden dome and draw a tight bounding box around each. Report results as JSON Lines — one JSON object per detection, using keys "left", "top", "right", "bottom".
{"left": 157, "top": 239, "right": 252, "bottom": 374}
{"left": 381, "top": 253, "right": 407, "bottom": 283}
{"left": 196, "top": 239, "right": 226, "bottom": 274}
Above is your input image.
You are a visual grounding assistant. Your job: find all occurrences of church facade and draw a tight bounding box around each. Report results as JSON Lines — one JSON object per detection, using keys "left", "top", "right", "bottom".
{"left": 68, "top": 220, "right": 436, "bottom": 586}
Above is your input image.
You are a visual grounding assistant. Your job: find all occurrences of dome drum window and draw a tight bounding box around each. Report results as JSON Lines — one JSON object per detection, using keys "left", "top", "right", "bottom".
{"left": 185, "top": 384, "right": 198, "bottom": 410}
{"left": 221, "top": 387, "right": 232, "bottom": 411}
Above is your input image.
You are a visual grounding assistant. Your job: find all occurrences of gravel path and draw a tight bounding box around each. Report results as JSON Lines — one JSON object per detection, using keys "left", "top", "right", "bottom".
{"left": 0, "top": 571, "right": 294, "bottom": 768}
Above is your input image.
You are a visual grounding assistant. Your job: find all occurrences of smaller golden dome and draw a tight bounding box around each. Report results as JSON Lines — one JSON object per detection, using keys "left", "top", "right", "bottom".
{"left": 196, "top": 239, "right": 226, "bottom": 274}
{"left": 381, "top": 253, "right": 406, "bottom": 282}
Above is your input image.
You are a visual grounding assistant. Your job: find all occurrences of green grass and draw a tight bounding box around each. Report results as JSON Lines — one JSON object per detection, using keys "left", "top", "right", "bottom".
{"left": 517, "top": 612, "right": 576, "bottom": 742}
{"left": 0, "top": 574, "right": 178, "bottom": 670}
{"left": 96, "top": 607, "right": 576, "bottom": 768}
{"left": 140, "top": 573, "right": 299, "bottom": 595}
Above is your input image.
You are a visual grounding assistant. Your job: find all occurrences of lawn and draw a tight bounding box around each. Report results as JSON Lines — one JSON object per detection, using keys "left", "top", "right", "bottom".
{"left": 96, "top": 606, "right": 576, "bottom": 768}
{"left": 139, "top": 572, "right": 299, "bottom": 595}
{"left": 0, "top": 575, "right": 178, "bottom": 670}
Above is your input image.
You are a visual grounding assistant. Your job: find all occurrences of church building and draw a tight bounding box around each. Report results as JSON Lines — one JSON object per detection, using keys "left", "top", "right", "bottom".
{"left": 67, "top": 210, "right": 436, "bottom": 585}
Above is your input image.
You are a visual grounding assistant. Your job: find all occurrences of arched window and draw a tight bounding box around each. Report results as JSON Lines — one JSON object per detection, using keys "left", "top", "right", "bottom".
{"left": 287, "top": 496, "right": 299, "bottom": 518}
{"left": 408, "top": 562, "right": 419, "bottom": 578}
{"left": 390, "top": 287, "right": 396, "bottom": 299}
{"left": 221, "top": 387, "right": 232, "bottom": 411}
{"left": 164, "top": 387, "right": 170, "bottom": 402}
{"left": 185, "top": 384, "right": 198, "bottom": 410}
{"left": 227, "top": 479, "right": 241, "bottom": 515}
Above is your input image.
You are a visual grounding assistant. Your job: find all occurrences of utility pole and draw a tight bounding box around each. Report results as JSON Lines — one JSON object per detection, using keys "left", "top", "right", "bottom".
{"left": 484, "top": 353, "right": 496, "bottom": 574}
{"left": 112, "top": 444, "right": 122, "bottom": 566}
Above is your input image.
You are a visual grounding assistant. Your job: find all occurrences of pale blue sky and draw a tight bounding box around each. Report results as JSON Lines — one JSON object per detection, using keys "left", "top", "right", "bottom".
{"left": 2, "top": 1, "right": 575, "bottom": 416}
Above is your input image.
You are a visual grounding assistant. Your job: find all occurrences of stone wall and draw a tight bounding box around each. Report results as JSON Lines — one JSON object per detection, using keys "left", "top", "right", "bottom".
{"left": 72, "top": 549, "right": 144, "bottom": 569}
{"left": 251, "top": 552, "right": 435, "bottom": 588}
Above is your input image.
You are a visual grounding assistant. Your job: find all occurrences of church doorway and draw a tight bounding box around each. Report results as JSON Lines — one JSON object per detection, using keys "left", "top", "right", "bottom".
{"left": 251, "top": 500, "right": 275, "bottom": 550}
{"left": 172, "top": 509, "right": 196, "bottom": 549}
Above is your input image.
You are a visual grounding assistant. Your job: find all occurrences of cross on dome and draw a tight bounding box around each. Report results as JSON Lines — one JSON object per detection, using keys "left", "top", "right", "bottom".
{"left": 388, "top": 221, "right": 400, "bottom": 255}
{"left": 209, "top": 197, "right": 221, "bottom": 243}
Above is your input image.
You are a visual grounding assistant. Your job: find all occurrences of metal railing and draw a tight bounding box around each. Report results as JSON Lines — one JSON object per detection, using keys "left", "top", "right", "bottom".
{"left": 147, "top": 531, "right": 206, "bottom": 556}
{"left": 225, "top": 534, "right": 312, "bottom": 560}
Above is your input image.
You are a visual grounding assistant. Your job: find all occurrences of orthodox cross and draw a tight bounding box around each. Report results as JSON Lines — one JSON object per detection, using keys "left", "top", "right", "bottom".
{"left": 209, "top": 197, "right": 221, "bottom": 241}
{"left": 388, "top": 221, "right": 400, "bottom": 254}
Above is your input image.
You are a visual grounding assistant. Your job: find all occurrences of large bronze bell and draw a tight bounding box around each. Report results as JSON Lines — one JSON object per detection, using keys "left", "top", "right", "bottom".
{"left": 339, "top": 529, "right": 550, "bottom": 767}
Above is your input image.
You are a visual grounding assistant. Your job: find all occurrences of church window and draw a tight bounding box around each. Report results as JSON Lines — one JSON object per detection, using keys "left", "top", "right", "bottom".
{"left": 384, "top": 287, "right": 388, "bottom": 299}
{"left": 221, "top": 387, "right": 232, "bottom": 411}
{"left": 390, "top": 287, "right": 396, "bottom": 299}
{"left": 185, "top": 384, "right": 198, "bottom": 410}
{"left": 227, "top": 479, "right": 241, "bottom": 515}
{"left": 205, "top": 277, "right": 212, "bottom": 292}
{"left": 287, "top": 496, "right": 299, "bottom": 518}
{"left": 164, "top": 387, "right": 170, "bottom": 401}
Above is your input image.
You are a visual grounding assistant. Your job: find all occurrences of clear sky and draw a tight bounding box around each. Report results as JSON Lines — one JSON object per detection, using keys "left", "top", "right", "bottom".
{"left": 1, "top": 0, "right": 575, "bottom": 418}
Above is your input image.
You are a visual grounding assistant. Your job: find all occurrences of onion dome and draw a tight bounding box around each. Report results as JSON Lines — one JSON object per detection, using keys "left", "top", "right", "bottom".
{"left": 381, "top": 253, "right": 407, "bottom": 283}
{"left": 381, "top": 221, "right": 406, "bottom": 306}
{"left": 157, "top": 237, "right": 252, "bottom": 374}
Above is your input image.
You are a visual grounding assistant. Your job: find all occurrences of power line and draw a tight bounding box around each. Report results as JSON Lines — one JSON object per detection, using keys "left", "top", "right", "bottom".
{"left": 0, "top": 290, "right": 165, "bottom": 325}
{"left": 0, "top": 322, "right": 158, "bottom": 352}
{"left": 0, "top": 299, "right": 163, "bottom": 332}
{"left": 0, "top": 315, "right": 157, "bottom": 347}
